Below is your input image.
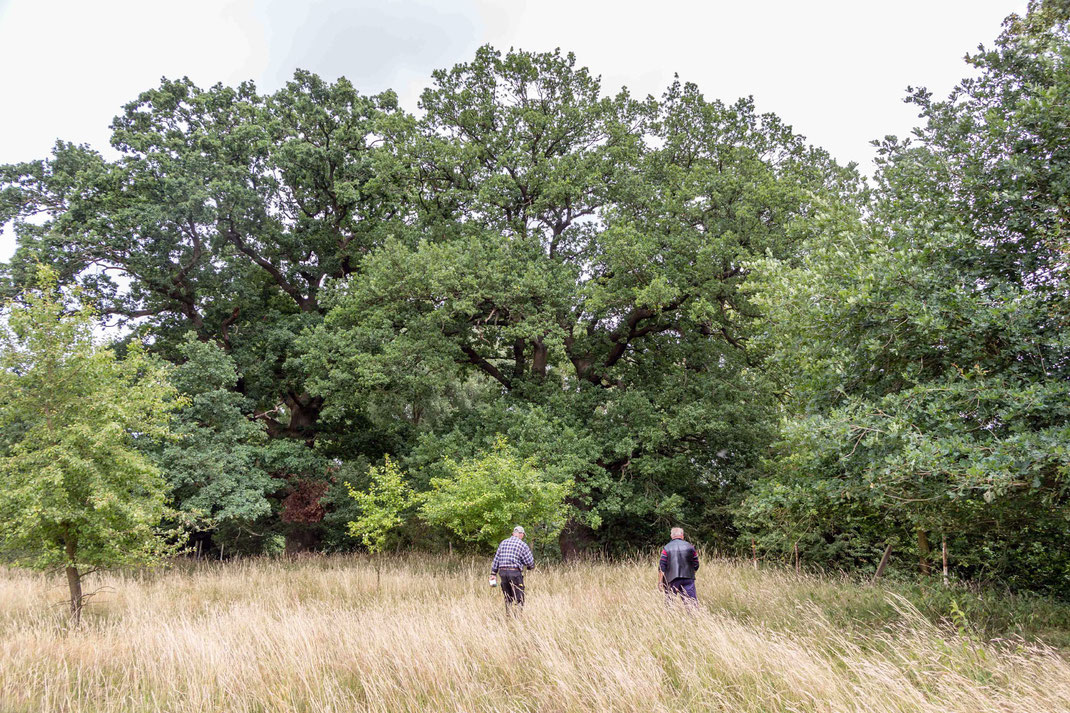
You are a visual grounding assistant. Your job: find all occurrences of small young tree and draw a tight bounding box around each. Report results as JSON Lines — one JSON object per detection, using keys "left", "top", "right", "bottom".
{"left": 420, "top": 436, "right": 571, "bottom": 551}
{"left": 0, "top": 269, "right": 180, "bottom": 624}
{"left": 346, "top": 456, "right": 412, "bottom": 587}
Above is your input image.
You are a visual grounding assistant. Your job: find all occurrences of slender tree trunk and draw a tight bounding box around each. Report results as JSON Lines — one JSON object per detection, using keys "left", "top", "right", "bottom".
{"left": 917, "top": 529, "right": 932, "bottom": 575}
{"left": 752, "top": 539, "right": 758, "bottom": 569}
{"left": 66, "top": 565, "right": 83, "bottom": 624}
{"left": 942, "top": 535, "right": 949, "bottom": 588}
{"left": 794, "top": 541, "right": 800, "bottom": 575}
{"left": 65, "top": 538, "right": 83, "bottom": 625}
{"left": 873, "top": 543, "right": 893, "bottom": 581}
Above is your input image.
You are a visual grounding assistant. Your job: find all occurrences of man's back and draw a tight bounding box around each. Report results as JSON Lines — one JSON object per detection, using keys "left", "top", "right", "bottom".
{"left": 660, "top": 538, "right": 699, "bottom": 583}
{"left": 491, "top": 528, "right": 534, "bottom": 613}
{"left": 492, "top": 535, "right": 534, "bottom": 572}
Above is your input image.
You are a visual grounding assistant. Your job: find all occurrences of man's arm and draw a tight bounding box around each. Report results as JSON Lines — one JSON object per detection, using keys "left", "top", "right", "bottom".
{"left": 491, "top": 543, "right": 501, "bottom": 574}
{"left": 522, "top": 542, "right": 535, "bottom": 569}
{"left": 690, "top": 546, "right": 700, "bottom": 572}
{"left": 658, "top": 549, "right": 668, "bottom": 590}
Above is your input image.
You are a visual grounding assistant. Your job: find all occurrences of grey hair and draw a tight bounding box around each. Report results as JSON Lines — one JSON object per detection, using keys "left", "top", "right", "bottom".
{"left": 670, "top": 527, "right": 685, "bottom": 539}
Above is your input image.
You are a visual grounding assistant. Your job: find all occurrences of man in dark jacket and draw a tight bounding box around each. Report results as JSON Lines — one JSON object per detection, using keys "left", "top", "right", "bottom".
{"left": 658, "top": 527, "right": 700, "bottom": 602}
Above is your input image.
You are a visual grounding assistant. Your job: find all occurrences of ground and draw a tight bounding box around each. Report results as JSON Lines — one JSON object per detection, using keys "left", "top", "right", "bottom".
{"left": 1, "top": 555, "right": 1068, "bottom": 712}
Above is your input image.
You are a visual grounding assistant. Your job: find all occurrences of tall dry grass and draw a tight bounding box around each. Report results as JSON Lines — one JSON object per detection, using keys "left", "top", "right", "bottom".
{"left": 0, "top": 555, "right": 1067, "bottom": 712}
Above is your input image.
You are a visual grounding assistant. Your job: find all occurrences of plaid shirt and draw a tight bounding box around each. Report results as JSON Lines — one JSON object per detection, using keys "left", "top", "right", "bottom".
{"left": 491, "top": 536, "right": 534, "bottom": 573}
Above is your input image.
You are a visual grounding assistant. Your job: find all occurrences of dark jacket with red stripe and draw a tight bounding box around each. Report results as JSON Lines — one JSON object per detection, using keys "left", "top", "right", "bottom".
{"left": 659, "top": 539, "right": 699, "bottom": 583}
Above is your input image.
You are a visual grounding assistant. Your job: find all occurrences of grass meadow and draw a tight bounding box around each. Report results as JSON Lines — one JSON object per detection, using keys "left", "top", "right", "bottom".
{"left": 1, "top": 555, "right": 1069, "bottom": 713}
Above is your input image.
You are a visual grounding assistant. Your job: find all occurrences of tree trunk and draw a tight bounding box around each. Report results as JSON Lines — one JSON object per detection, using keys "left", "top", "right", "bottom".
{"left": 558, "top": 519, "right": 597, "bottom": 560}
{"left": 65, "top": 538, "right": 83, "bottom": 625}
{"left": 262, "top": 392, "right": 324, "bottom": 446}
{"left": 531, "top": 339, "right": 548, "bottom": 378}
{"left": 512, "top": 338, "right": 527, "bottom": 380}
{"left": 917, "top": 528, "right": 932, "bottom": 575}
{"left": 284, "top": 526, "right": 322, "bottom": 555}
{"left": 942, "top": 535, "right": 949, "bottom": 588}
{"left": 285, "top": 392, "right": 324, "bottom": 446}
{"left": 752, "top": 539, "right": 758, "bottom": 569}
{"left": 794, "top": 541, "right": 800, "bottom": 575}
{"left": 66, "top": 565, "right": 83, "bottom": 624}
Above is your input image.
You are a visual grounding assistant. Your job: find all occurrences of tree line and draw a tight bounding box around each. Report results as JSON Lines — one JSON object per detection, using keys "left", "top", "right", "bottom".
{"left": 1, "top": 1, "right": 1067, "bottom": 598}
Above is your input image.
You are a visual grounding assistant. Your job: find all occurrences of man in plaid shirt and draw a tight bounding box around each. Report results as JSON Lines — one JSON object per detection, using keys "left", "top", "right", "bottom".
{"left": 490, "top": 525, "right": 535, "bottom": 612}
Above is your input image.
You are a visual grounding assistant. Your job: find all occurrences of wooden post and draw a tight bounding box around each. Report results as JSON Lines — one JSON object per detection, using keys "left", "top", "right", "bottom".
{"left": 917, "top": 528, "right": 932, "bottom": 575}
{"left": 219, "top": 542, "right": 224, "bottom": 561}
{"left": 752, "top": 539, "right": 758, "bottom": 569}
{"left": 794, "top": 541, "right": 800, "bottom": 576}
{"left": 873, "top": 543, "right": 893, "bottom": 581}
{"left": 942, "top": 535, "right": 949, "bottom": 588}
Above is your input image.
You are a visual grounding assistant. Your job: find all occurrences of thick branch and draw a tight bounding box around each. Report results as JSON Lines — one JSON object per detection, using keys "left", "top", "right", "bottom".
{"left": 224, "top": 223, "right": 318, "bottom": 312}
{"left": 603, "top": 307, "right": 655, "bottom": 370}
{"left": 219, "top": 306, "right": 241, "bottom": 351}
{"left": 460, "top": 344, "right": 513, "bottom": 389}
{"left": 567, "top": 293, "right": 693, "bottom": 387}
{"left": 105, "top": 306, "right": 168, "bottom": 320}
{"left": 604, "top": 293, "right": 691, "bottom": 370}
{"left": 699, "top": 321, "right": 747, "bottom": 350}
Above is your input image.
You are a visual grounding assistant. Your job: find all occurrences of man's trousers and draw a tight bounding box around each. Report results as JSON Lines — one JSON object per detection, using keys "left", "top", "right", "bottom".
{"left": 499, "top": 570, "right": 525, "bottom": 610}
{"left": 666, "top": 577, "right": 697, "bottom": 601}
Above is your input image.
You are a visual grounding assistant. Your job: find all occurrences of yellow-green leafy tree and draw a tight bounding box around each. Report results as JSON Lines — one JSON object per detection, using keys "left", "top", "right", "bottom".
{"left": 0, "top": 269, "right": 180, "bottom": 623}
{"left": 420, "top": 437, "right": 571, "bottom": 552}
{"left": 347, "top": 456, "right": 413, "bottom": 587}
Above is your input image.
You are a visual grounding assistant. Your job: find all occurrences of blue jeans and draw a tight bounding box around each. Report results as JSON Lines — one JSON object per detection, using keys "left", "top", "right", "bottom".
{"left": 666, "top": 578, "right": 696, "bottom": 601}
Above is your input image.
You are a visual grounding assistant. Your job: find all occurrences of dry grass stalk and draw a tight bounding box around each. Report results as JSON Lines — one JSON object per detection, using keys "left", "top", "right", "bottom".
{"left": 0, "top": 556, "right": 1067, "bottom": 713}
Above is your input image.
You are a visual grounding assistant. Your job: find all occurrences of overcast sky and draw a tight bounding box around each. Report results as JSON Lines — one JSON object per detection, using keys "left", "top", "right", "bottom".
{"left": 0, "top": 0, "right": 1029, "bottom": 262}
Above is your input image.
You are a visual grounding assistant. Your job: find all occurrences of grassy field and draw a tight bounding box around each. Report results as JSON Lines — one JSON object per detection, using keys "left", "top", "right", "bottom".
{"left": 1, "top": 555, "right": 1068, "bottom": 713}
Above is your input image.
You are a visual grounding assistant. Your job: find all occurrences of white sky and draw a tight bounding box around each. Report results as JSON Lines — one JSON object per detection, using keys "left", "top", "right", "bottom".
{"left": 0, "top": 0, "right": 1029, "bottom": 262}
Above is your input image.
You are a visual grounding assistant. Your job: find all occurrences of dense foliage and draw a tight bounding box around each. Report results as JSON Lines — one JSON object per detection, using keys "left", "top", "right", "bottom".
{"left": 0, "top": 268, "right": 179, "bottom": 620}
{"left": 1, "top": 2, "right": 1066, "bottom": 594}
{"left": 419, "top": 437, "right": 571, "bottom": 550}
{"left": 744, "top": 1, "right": 1070, "bottom": 594}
